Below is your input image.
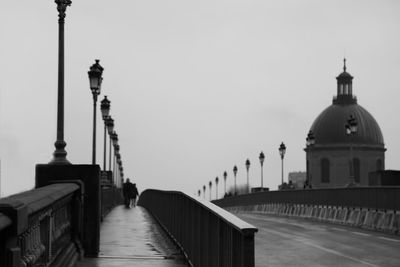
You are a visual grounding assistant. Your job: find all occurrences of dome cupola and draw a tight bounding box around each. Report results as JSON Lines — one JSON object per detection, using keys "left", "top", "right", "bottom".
{"left": 334, "top": 58, "right": 356, "bottom": 105}
{"left": 305, "top": 60, "right": 385, "bottom": 188}
{"left": 309, "top": 59, "right": 384, "bottom": 147}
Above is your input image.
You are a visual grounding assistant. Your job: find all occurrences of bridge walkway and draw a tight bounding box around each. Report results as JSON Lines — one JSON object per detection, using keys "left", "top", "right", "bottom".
{"left": 77, "top": 205, "right": 186, "bottom": 267}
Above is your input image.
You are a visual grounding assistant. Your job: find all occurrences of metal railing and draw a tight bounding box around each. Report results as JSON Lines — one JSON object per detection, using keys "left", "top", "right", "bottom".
{"left": 101, "top": 185, "right": 122, "bottom": 220}
{"left": 0, "top": 183, "right": 83, "bottom": 267}
{"left": 214, "top": 187, "right": 400, "bottom": 211}
{"left": 138, "top": 189, "right": 258, "bottom": 267}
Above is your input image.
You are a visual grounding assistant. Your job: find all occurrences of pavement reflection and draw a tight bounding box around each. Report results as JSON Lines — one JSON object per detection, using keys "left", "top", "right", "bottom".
{"left": 77, "top": 205, "right": 186, "bottom": 267}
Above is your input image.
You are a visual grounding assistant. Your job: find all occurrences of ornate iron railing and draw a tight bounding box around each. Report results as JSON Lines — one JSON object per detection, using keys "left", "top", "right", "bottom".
{"left": 138, "top": 189, "right": 258, "bottom": 267}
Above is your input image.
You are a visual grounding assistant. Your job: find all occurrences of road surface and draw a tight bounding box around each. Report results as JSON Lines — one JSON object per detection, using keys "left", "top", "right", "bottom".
{"left": 236, "top": 213, "right": 400, "bottom": 267}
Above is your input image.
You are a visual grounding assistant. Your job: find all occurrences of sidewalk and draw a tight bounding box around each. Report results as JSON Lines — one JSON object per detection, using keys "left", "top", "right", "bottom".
{"left": 77, "top": 205, "right": 186, "bottom": 267}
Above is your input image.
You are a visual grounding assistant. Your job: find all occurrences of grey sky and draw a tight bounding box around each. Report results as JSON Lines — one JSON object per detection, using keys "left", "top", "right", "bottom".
{"left": 1, "top": 0, "right": 400, "bottom": 197}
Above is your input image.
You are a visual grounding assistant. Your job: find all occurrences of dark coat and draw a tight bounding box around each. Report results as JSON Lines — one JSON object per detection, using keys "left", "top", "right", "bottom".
{"left": 123, "top": 182, "right": 135, "bottom": 198}
{"left": 132, "top": 185, "right": 139, "bottom": 198}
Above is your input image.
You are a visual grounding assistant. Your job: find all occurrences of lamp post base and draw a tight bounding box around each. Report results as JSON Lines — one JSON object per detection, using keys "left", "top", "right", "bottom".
{"left": 50, "top": 140, "right": 71, "bottom": 164}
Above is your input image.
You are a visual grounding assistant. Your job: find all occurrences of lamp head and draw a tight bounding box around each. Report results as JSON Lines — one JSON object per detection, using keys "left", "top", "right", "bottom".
{"left": 279, "top": 142, "right": 286, "bottom": 158}
{"left": 100, "top": 96, "right": 111, "bottom": 119}
{"left": 349, "top": 115, "right": 358, "bottom": 133}
{"left": 88, "top": 59, "right": 103, "bottom": 96}
{"left": 306, "top": 130, "right": 315, "bottom": 146}
{"left": 106, "top": 117, "right": 114, "bottom": 135}
{"left": 258, "top": 152, "right": 265, "bottom": 165}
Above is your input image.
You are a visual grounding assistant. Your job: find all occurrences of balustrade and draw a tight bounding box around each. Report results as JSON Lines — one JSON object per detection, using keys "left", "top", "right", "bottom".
{"left": 0, "top": 183, "right": 83, "bottom": 267}
{"left": 213, "top": 187, "right": 400, "bottom": 211}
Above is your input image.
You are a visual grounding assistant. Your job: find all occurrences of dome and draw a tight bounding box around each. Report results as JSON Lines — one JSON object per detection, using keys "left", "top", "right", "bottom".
{"left": 337, "top": 71, "right": 353, "bottom": 78}
{"left": 310, "top": 103, "right": 384, "bottom": 146}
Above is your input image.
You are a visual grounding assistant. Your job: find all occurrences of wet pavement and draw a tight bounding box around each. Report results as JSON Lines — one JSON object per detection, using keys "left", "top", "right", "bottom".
{"left": 77, "top": 205, "right": 186, "bottom": 267}
{"left": 236, "top": 213, "right": 400, "bottom": 267}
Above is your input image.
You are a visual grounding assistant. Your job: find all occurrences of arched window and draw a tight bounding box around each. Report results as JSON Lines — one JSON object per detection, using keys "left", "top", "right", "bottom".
{"left": 321, "top": 158, "right": 330, "bottom": 183}
{"left": 376, "top": 159, "right": 383, "bottom": 171}
{"left": 353, "top": 158, "right": 360, "bottom": 183}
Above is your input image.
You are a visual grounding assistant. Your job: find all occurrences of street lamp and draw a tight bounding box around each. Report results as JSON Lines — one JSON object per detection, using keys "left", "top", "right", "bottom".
{"left": 345, "top": 114, "right": 358, "bottom": 186}
{"left": 100, "top": 96, "right": 110, "bottom": 170}
{"left": 223, "top": 171, "right": 227, "bottom": 196}
{"left": 113, "top": 142, "right": 120, "bottom": 186}
{"left": 215, "top": 176, "right": 219, "bottom": 199}
{"left": 107, "top": 118, "right": 115, "bottom": 171}
{"left": 245, "top": 159, "right": 251, "bottom": 193}
{"left": 305, "top": 130, "right": 315, "bottom": 188}
{"left": 116, "top": 152, "right": 121, "bottom": 187}
{"left": 306, "top": 130, "right": 315, "bottom": 147}
{"left": 209, "top": 181, "right": 212, "bottom": 201}
{"left": 258, "top": 152, "right": 265, "bottom": 190}
{"left": 88, "top": 59, "right": 104, "bottom": 165}
{"left": 279, "top": 142, "right": 286, "bottom": 185}
{"left": 51, "top": 0, "right": 72, "bottom": 164}
{"left": 233, "top": 165, "right": 238, "bottom": 195}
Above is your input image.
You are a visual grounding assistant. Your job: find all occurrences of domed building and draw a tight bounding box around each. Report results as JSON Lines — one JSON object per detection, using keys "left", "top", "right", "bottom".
{"left": 305, "top": 60, "right": 385, "bottom": 188}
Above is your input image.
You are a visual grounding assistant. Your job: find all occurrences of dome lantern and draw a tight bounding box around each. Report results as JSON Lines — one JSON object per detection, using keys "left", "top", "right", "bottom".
{"left": 335, "top": 58, "right": 356, "bottom": 105}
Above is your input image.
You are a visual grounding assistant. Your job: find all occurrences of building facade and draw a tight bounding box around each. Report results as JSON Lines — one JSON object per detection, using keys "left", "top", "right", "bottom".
{"left": 288, "top": 171, "right": 307, "bottom": 189}
{"left": 305, "top": 60, "right": 385, "bottom": 188}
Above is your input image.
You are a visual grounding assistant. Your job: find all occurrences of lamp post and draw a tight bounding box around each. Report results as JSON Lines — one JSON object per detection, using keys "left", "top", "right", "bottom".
{"left": 113, "top": 142, "right": 120, "bottom": 186}
{"left": 305, "top": 130, "right": 315, "bottom": 188}
{"left": 215, "top": 176, "right": 219, "bottom": 199}
{"left": 116, "top": 152, "right": 121, "bottom": 187}
{"left": 209, "top": 181, "right": 212, "bottom": 201}
{"left": 203, "top": 185, "right": 206, "bottom": 199}
{"left": 51, "top": 0, "right": 72, "bottom": 164}
{"left": 245, "top": 159, "right": 251, "bottom": 193}
{"left": 88, "top": 59, "right": 104, "bottom": 165}
{"left": 345, "top": 115, "right": 358, "bottom": 186}
{"left": 107, "top": 119, "right": 115, "bottom": 170}
{"left": 233, "top": 165, "right": 238, "bottom": 195}
{"left": 258, "top": 152, "right": 265, "bottom": 190}
{"left": 279, "top": 142, "right": 286, "bottom": 185}
{"left": 100, "top": 96, "right": 110, "bottom": 170}
{"left": 223, "top": 171, "right": 227, "bottom": 196}
{"left": 119, "top": 164, "right": 123, "bottom": 188}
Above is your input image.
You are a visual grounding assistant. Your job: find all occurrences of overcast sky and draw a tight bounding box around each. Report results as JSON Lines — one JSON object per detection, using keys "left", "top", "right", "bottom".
{"left": 1, "top": 0, "right": 400, "bottom": 197}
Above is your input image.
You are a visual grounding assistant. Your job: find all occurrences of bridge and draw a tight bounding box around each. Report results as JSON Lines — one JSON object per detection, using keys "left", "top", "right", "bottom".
{"left": 0, "top": 165, "right": 399, "bottom": 267}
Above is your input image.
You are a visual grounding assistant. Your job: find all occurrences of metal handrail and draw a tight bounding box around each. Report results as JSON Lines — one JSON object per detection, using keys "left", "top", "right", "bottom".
{"left": 138, "top": 189, "right": 257, "bottom": 267}
{"left": 187, "top": 193, "right": 257, "bottom": 232}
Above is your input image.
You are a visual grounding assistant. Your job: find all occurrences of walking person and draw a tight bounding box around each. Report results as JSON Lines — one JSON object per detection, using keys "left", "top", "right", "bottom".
{"left": 131, "top": 183, "right": 139, "bottom": 207}
{"left": 123, "top": 178, "right": 134, "bottom": 208}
